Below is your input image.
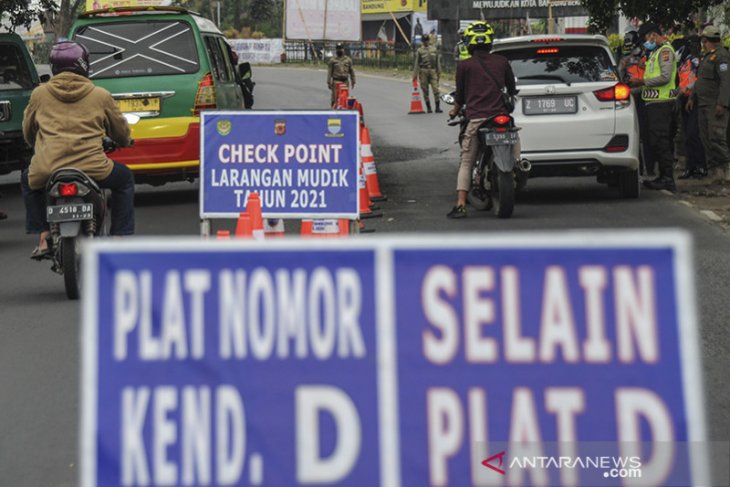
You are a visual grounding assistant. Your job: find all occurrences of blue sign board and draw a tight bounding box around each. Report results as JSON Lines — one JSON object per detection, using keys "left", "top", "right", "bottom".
{"left": 200, "top": 111, "right": 360, "bottom": 219}
{"left": 81, "top": 233, "right": 709, "bottom": 486}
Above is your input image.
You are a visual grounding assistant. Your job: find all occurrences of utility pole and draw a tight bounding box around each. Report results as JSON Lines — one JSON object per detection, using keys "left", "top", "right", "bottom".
{"left": 217, "top": 0, "right": 221, "bottom": 27}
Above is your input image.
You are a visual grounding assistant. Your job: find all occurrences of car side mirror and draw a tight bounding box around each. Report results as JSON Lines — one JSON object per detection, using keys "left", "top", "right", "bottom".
{"left": 40, "top": 74, "right": 51, "bottom": 83}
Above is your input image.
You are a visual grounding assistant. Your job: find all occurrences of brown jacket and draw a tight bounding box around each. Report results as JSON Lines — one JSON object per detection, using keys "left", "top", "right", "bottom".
{"left": 23, "top": 71, "right": 131, "bottom": 190}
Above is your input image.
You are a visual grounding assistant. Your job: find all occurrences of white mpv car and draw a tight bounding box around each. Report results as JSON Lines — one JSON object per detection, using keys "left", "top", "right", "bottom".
{"left": 492, "top": 35, "right": 641, "bottom": 198}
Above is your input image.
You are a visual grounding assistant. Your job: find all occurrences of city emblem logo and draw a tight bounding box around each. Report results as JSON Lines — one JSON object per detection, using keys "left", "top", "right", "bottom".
{"left": 216, "top": 119, "right": 232, "bottom": 136}
{"left": 274, "top": 119, "right": 287, "bottom": 136}
{"left": 326, "top": 118, "right": 344, "bottom": 137}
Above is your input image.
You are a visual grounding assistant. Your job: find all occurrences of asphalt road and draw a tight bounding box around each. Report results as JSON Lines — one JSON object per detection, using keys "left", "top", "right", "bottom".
{"left": 0, "top": 65, "right": 729, "bottom": 485}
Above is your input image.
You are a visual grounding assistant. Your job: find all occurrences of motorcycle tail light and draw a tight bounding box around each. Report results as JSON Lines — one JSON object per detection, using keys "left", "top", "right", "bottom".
{"left": 494, "top": 115, "right": 511, "bottom": 125}
{"left": 59, "top": 183, "right": 78, "bottom": 197}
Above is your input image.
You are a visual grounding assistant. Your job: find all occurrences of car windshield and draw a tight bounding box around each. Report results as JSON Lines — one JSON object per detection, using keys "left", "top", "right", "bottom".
{"left": 0, "top": 43, "right": 34, "bottom": 90}
{"left": 74, "top": 20, "right": 200, "bottom": 79}
{"left": 500, "top": 45, "right": 617, "bottom": 85}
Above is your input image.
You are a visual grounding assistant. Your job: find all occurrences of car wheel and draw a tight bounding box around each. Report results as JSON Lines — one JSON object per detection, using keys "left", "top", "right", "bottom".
{"left": 618, "top": 169, "right": 640, "bottom": 199}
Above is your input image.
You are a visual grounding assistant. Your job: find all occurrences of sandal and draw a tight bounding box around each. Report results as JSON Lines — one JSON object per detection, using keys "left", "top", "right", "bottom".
{"left": 30, "top": 245, "right": 51, "bottom": 261}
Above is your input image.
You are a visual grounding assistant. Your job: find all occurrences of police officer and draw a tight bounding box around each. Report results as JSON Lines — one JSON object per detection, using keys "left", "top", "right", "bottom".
{"left": 413, "top": 34, "right": 442, "bottom": 113}
{"left": 454, "top": 29, "right": 471, "bottom": 62}
{"left": 689, "top": 25, "right": 730, "bottom": 183}
{"left": 327, "top": 43, "right": 355, "bottom": 108}
{"left": 630, "top": 23, "right": 679, "bottom": 191}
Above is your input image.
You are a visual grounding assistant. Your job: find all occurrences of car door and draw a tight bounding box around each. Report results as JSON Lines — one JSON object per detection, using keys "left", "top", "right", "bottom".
{"left": 203, "top": 35, "right": 243, "bottom": 109}
{"left": 498, "top": 43, "right": 619, "bottom": 152}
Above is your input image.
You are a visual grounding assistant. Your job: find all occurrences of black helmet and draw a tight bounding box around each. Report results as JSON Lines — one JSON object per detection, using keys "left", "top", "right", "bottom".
{"left": 336, "top": 43, "right": 344, "bottom": 50}
{"left": 50, "top": 41, "right": 90, "bottom": 77}
{"left": 623, "top": 30, "right": 639, "bottom": 50}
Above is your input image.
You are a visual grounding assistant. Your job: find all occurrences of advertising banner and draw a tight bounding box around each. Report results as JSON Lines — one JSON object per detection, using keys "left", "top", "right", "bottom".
{"left": 200, "top": 111, "right": 360, "bottom": 219}
{"left": 285, "top": 0, "right": 361, "bottom": 41}
{"left": 85, "top": 0, "right": 164, "bottom": 11}
{"left": 428, "top": 0, "right": 587, "bottom": 20}
{"left": 81, "top": 233, "right": 709, "bottom": 486}
{"left": 361, "top": 0, "right": 428, "bottom": 14}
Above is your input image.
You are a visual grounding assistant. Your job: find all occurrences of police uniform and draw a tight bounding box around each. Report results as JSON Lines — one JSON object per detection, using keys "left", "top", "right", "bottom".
{"left": 641, "top": 37, "right": 678, "bottom": 189}
{"left": 694, "top": 29, "right": 730, "bottom": 178}
{"left": 413, "top": 42, "right": 441, "bottom": 112}
{"left": 455, "top": 41, "right": 471, "bottom": 61}
{"left": 327, "top": 50, "right": 355, "bottom": 107}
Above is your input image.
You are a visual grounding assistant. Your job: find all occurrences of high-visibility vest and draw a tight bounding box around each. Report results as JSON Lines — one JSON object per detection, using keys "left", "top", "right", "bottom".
{"left": 678, "top": 57, "right": 698, "bottom": 96}
{"left": 642, "top": 44, "right": 679, "bottom": 102}
{"left": 457, "top": 42, "right": 471, "bottom": 61}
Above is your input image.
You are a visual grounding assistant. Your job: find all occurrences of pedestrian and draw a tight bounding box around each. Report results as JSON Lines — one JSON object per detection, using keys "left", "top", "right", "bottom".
{"left": 618, "top": 30, "right": 656, "bottom": 176}
{"left": 629, "top": 23, "right": 679, "bottom": 192}
{"left": 678, "top": 35, "right": 707, "bottom": 179}
{"left": 414, "top": 18, "right": 423, "bottom": 45}
{"left": 327, "top": 43, "right": 355, "bottom": 108}
{"left": 413, "top": 34, "right": 442, "bottom": 113}
{"left": 446, "top": 21, "right": 516, "bottom": 218}
{"left": 688, "top": 25, "right": 730, "bottom": 184}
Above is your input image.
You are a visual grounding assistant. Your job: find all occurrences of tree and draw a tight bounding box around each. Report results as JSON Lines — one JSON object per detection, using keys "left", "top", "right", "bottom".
{"left": 249, "top": 0, "right": 273, "bottom": 32}
{"left": 581, "top": 0, "right": 724, "bottom": 34}
{"left": 1, "top": 0, "right": 90, "bottom": 38}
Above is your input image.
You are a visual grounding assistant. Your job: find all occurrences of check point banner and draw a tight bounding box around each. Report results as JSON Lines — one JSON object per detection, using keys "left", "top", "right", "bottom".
{"left": 81, "top": 233, "right": 710, "bottom": 486}
{"left": 200, "top": 111, "right": 360, "bottom": 220}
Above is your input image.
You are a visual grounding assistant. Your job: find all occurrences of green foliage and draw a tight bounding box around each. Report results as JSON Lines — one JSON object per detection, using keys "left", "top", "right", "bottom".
{"left": 608, "top": 33, "right": 622, "bottom": 52}
{"left": 0, "top": 0, "right": 57, "bottom": 31}
{"left": 582, "top": 0, "right": 724, "bottom": 34}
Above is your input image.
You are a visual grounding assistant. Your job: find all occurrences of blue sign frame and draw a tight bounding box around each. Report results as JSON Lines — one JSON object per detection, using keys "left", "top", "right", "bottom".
{"left": 200, "top": 111, "right": 360, "bottom": 220}
{"left": 81, "top": 232, "right": 709, "bottom": 486}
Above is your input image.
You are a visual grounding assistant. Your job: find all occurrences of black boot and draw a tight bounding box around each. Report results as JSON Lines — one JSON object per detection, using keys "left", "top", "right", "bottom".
{"left": 425, "top": 100, "right": 432, "bottom": 113}
{"left": 643, "top": 176, "right": 676, "bottom": 192}
{"left": 435, "top": 101, "right": 443, "bottom": 113}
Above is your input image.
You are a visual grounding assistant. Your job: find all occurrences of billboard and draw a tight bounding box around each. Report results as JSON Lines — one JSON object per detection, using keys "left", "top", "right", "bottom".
{"left": 81, "top": 233, "right": 709, "bottom": 486}
{"left": 361, "top": 0, "right": 428, "bottom": 14}
{"left": 85, "top": 0, "right": 166, "bottom": 11}
{"left": 285, "top": 0, "right": 361, "bottom": 41}
{"left": 428, "top": 0, "right": 587, "bottom": 20}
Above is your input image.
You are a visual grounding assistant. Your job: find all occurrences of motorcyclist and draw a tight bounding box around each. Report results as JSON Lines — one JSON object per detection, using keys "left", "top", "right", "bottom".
{"left": 21, "top": 41, "right": 134, "bottom": 259}
{"left": 447, "top": 21, "right": 516, "bottom": 219}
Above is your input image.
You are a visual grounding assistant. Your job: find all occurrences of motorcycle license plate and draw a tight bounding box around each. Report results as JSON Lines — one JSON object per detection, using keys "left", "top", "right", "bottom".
{"left": 482, "top": 131, "right": 519, "bottom": 146}
{"left": 47, "top": 204, "right": 93, "bottom": 223}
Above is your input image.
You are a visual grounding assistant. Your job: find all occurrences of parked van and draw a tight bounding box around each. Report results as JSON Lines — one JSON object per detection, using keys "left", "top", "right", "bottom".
{"left": 0, "top": 33, "right": 40, "bottom": 174}
{"left": 70, "top": 6, "right": 244, "bottom": 184}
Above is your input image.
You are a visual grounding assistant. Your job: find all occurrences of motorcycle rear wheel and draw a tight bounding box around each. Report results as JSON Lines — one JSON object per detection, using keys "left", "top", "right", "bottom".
{"left": 492, "top": 170, "right": 515, "bottom": 219}
{"left": 61, "top": 237, "right": 80, "bottom": 300}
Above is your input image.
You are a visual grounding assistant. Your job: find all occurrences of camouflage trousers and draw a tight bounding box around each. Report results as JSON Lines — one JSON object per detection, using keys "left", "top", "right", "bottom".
{"left": 698, "top": 105, "right": 730, "bottom": 168}
{"left": 419, "top": 69, "right": 440, "bottom": 105}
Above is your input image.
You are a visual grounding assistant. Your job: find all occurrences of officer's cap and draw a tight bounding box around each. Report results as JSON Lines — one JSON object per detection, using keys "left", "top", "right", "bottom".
{"left": 638, "top": 23, "right": 661, "bottom": 40}
{"left": 336, "top": 43, "right": 344, "bottom": 49}
{"left": 701, "top": 25, "right": 722, "bottom": 41}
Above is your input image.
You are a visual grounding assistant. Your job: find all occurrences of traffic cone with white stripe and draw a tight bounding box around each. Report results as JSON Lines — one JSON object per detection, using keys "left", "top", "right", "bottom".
{"left": 216, "top": 230, "right": 231, "bottom": 239}
{"left": 359, "top": 163, "right": 382, "bottom": 219}
{"left": 336, "top": 83, "right": 349, "bottom": 109}
{"left": 360, "top": 125, "right": 386, "bottom": 201}
{"left": 264, "top": 218, "right": 285, "bottom": 237}
{"left": 408, "top": 79, "right": 425, "bottom": 114}
{"left": 246, "top": 192, "right": 265, "bottom": 240}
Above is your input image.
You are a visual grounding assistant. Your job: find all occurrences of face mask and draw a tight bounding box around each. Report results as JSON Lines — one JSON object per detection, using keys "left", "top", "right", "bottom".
{"left": 644, "top": 41, "right": 657, "bottom": 51}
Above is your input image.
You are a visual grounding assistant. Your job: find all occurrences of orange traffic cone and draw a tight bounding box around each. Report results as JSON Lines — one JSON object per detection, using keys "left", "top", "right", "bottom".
{"left": 234, "top": 212, "right": 253, "bottom": 238}
{"left": 359, "top": 164, "right": 382, "bottom": 219}
{"left": 216, "top": 230, "right": 231, "bottom": 239}
{"left": 337, "top": 83, "right": 349, "bottom": 109}
{"left": 409, "top": 79, "right": 425, "bottom": 114}
{"left": 264, "top": 218, "right": 285, "bottom": 237}
{"left": 246, "top": 192, "right": 265, "bottom": 240}
{"left": 360, "top": 126, "right": 386, "bottom": 201}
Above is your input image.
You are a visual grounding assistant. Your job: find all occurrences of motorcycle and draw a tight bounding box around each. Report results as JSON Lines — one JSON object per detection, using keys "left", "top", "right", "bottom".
{"left": 43, "top": 113, "right": 138, "bottom": 300}
{"left": 442, "top": 93, "right": 530, "bottom": 219}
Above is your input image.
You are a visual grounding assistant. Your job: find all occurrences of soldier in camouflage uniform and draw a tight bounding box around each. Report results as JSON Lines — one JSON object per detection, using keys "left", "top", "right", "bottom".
{"left": 327, "top": 43, "right": 356, "bottom": 108}
{"left": 412, "top": 35, "right": 442, "bottom": 113}
{"left": 689, "top": 26, "right": 730, "bottom": 183}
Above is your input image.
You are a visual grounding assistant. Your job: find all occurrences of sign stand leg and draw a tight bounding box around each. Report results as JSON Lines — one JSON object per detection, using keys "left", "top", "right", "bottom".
{"left": 201, "top": 219, "right": 211, "bottom": 238}
{"left": 352, "top": 219, "right": 360, "bottom": 235}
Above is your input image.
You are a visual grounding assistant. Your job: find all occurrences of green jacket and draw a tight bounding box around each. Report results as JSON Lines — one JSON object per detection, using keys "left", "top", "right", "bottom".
{"left": 694, "top": 45, "right": 730, "bottom": 108}
{"left": 413, "top": 44, "right": 441, "bottom": 76}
